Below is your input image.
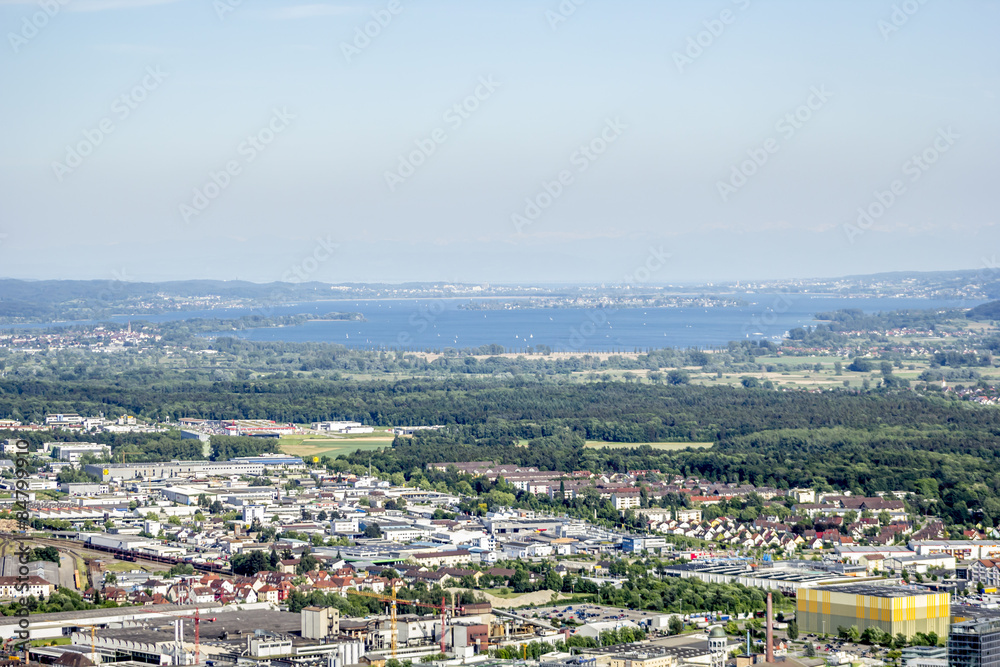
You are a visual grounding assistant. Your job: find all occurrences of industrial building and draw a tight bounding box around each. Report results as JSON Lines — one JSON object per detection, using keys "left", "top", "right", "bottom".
{"left": 949, "top": 618, "right": 1000, "bottom": 667}
{"left": 665, "top": 559, "right": 848, "bottom": 593}
{"left": 622, "top": 535, "right": 669, "bottom": 554}
{"left": 797, "top": 583, "right": 950, "bottom": 640}
{"left": 901, "top": 645, "right": 948, "bottom": 667}
{"left": 83, "top": 457, "right": 304, "bottom": 482}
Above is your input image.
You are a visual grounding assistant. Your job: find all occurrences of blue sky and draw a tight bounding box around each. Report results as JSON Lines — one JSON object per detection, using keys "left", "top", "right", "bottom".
{"left": 1, "top": 0, "right": 997, "bottom": 284}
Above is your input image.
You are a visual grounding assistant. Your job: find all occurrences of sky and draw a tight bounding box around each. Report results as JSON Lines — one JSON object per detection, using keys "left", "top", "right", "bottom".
{"left": 0, "top": 0, "right": 998, "bottom": 285}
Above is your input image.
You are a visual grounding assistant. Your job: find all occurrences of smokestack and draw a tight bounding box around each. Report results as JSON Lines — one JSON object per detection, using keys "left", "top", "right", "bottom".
{"left": 766, "top": 592, "right": 774, "bottom": 664}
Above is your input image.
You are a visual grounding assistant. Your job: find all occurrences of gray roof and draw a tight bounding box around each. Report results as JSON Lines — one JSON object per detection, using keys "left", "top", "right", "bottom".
{"left": 814, "top": 583, "right": 940, "bottom": 598}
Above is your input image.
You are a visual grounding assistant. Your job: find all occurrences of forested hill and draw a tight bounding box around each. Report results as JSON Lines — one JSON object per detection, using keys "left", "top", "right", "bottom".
{"left": 3, "top": 377, "right": 999, "bottom": 440}
{"left": 6, "top": 373, "right": 1000, "bottom": 524}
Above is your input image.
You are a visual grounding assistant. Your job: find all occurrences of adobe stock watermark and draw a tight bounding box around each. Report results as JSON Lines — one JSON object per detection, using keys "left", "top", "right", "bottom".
{"left": 716, "top": 85, "right": 833, "bottom": 202}
{"left": 51, "top": 66, "right": 167, "bottom": 182}
{"left": 843, "top": 126, "right": 958, "bottom": 244}
{"left": 673, "top": 0, "right": 751, "bottom": 74}
{"left": 878, "top": 0, "right": 930, "bottom": 41}
{"left": 179, "top": 108, "right": 295, "bottom": 223}
{"left": 213, "top": 0, "right": 244, "bottom": 20}
{"left": 384, "top": 75, "right": 500, "bottom": 192}
{"left": 740, "top": 289, "right": 795, "bottom": 340}
{"left": 396, "top": 300, "right": 447, "bottom": 348}
{"left": 341, "top": 0, "right": 403, "bottom": 63}
{"left": 5, "top": 439, "right": 34, "bottom": 653}
{"left": 8, "top": 0, "right": 71, "bottom": 54}
{"left": 282, "top": 236, "right": 339, "bottom": 283}
{"left": 561, "top": 245, "right": 670, "bottom": 352}
{"left": 546, "top": 0, "right": 585, "bottom": 31}
{"left": 511, "top": 117, "right": 627, "bottom": 233}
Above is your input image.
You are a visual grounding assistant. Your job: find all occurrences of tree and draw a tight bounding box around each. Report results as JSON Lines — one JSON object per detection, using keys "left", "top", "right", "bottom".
{"left": 805, "top": 644, "right": 816, "bottom": 658}
{"left": 297, "top": 553, "right": 319, "bottom": 574}
{"left": 168, "top": 563, "right": 194, "bottom": 576}
{"left": 786, "top": 619, "right": 798, "bottom": 640}
{"left": 511, "top": 568, "right": 530, "bottom": 593}
{"left": 668, "top": 616, "right": 684, "bottom": 636}
{"left": 232, "top": 551, "right": 274, "bottom": 576}
{"left": 838, "top": 625, "right": 860, "bottom": 642}
{"left": 667, "top": 370, "right": 690, "bottom": 385}
{"left": 363, "top": 524, "right": 382, "bottom": 538}
{"left": 544, "top": 569, "right": 562, "bottom": 592}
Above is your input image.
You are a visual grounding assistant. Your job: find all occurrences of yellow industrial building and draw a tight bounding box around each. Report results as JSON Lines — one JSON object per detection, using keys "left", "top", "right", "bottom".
{"left": 797, "top": 584, "right": 950, "bottom": 639}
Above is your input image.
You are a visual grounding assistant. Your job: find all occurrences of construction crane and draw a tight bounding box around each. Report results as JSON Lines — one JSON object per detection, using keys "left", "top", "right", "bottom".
{"left": 347, "top": 587, "right": 458, "bottom": 657}
{"left": 75, "top": 624, "right": 101, "bottom": 666}
{"left": 347, "top": 584, "right": 398, "bottom": 658}
{"left": 177, "top": 609, "right": 216, "bottom": 665}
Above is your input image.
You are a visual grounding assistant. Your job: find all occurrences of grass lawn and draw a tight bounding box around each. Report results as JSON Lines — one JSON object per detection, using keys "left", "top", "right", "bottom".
{"left": 31, "top": 638, "right": 71, "bottom": 647}
{"left": 103, "top": 560, "right": 163, "bottom": 573}
{"left": 584, "top": 441, "right": 713, "bottom": 450}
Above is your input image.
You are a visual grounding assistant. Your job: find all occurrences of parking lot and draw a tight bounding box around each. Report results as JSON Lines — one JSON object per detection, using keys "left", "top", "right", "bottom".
{"left": 803, "top": 635, "right": 892, "bottom": 660}
{"left": 526, "top": 603, "right": 670, "bottom": 627}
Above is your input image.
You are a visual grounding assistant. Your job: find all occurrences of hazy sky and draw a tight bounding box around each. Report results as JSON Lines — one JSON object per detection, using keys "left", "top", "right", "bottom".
{"left": 1, "top": 0, "right": 997, "bottom": 285}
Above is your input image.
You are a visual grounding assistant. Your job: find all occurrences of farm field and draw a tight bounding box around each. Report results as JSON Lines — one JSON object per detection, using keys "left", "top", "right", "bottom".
{"left": 279, "top": 433, "right": 394, "bottom": 459}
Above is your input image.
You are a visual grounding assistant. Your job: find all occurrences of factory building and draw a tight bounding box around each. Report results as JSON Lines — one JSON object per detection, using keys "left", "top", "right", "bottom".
{"left": 797, "top": 584, "right": 950, "bottom": 640}
{"left": 83, "top": 457, "right": 303, "bottom": 482}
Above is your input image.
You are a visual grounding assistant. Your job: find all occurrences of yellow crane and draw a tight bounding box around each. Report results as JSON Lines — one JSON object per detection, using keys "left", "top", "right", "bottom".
{"left": 75, "top": 624, "right": 101, "bottom": 665}
{"left": 348, "top": 585, "right": 455, "bottom": 658}
{"left": 347, "top": 583, "right": 398, "bottom": 658}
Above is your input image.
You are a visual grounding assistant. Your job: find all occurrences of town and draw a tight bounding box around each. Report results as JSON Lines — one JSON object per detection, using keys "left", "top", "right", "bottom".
{"left": 2, "top": 414, "right": 1000, "bottom": 667}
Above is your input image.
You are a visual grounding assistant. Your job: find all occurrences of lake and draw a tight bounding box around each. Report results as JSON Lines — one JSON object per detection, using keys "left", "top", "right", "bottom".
{"left": 149, "top": 294, "right": 978, "bottom": 352}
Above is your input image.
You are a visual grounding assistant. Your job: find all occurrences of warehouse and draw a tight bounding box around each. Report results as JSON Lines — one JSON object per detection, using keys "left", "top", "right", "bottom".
{"left": 797, "top": 583, "right": 950, "bottom": 640}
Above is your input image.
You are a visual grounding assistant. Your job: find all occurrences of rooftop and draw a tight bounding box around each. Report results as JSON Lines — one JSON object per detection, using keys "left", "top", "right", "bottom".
{"left": 815, "top": 583, "right": 941, "bottom": 598}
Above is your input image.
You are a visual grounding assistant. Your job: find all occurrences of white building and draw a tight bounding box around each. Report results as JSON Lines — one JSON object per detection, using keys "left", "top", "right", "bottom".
{"left": 612, "top": 493, "right": 641, "bottom": 511}
{"left": 51, "top": 442, "right": 111, "bottom": 462}
{"left": 311, "top": 421, "right": 374, "bottom": 434}
{"left": 243, "top": 505, "right": 267, "bottom": 526}
{"left": 60, "top": 482, "right": 110, "bottom": 496}
{"left": 45, "top": 413, "right": 84, "bottom": 426}
{"left": 501, "top": 541, "right": 553, "bottom": 559}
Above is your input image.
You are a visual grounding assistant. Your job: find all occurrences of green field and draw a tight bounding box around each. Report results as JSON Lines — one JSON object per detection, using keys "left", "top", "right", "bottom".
{"left": 583, "top": 441, "right": 713, "bottom": 450}
{"left": 279, "top": 435, "right": 394, "bottom": 460}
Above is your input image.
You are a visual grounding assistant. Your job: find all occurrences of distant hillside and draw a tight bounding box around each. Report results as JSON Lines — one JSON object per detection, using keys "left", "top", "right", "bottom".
{"left": 0, "top": 279, "right": 336, "bottom": 323}
{"left": 967, "top": 300, "right": 1000, "bottom": 320}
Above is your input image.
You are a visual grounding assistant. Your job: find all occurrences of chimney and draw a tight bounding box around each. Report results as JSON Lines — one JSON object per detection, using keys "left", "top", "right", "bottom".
{"left": 766, "top": 592, "right": 774, "bottom": 663}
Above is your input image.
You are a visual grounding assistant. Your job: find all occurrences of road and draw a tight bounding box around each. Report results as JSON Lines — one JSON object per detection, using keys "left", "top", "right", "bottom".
{"left": 57, "top": 550, "right": 79, "bottom": 590}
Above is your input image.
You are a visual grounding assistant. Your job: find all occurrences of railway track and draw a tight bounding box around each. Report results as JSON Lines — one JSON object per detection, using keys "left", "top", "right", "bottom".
{"left": 20, "top": 535, "right": 231, "bottom": 576}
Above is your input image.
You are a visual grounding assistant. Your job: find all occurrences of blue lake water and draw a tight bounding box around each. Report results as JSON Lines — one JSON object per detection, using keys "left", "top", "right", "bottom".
{"left": 160, "top": 295, "right": 974, "bottom": 352}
